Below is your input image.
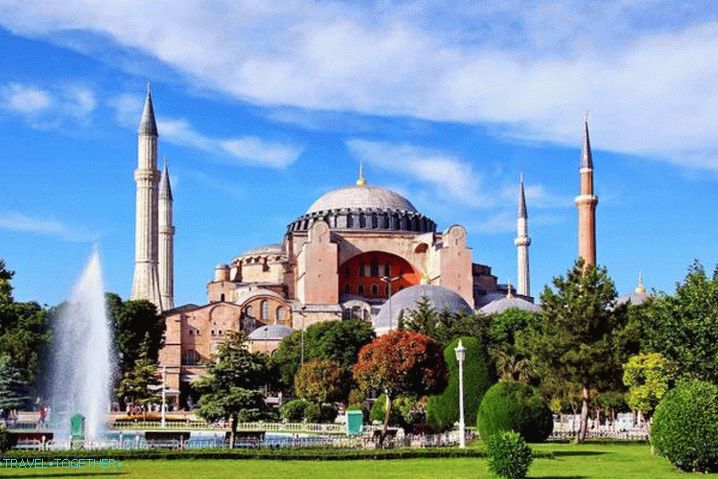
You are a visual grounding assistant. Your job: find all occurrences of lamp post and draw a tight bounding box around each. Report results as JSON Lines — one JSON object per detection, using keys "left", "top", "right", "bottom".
{"left": 380, "top": 275, "right": 400, "bottom": 331}
{"left": 455, "top": 340, "right": 466, "bottom": 448}
{"left": 161, "top": 366, "right": 167, "bottom": 429}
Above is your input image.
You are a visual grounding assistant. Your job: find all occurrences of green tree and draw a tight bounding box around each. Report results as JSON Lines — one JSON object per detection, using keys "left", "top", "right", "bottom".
{"left": 353, "top": 330, "right": 447, "bottom": 445}
{"left": 0, "top": 260, "right": 50, "bottom": 394}
{"left": 294, "top": 359, "right": 346, "bottom": 404}
{"left": 194, "top": 332, "right": 268, "bottom": 447}
{"left": 521, "top": 259, "right": 629, "bottom": 443}
{"left": 642, "top": 261, "right": 718, "bottom": 383}
{"left": 622, "top": 352, "right": 672, "bottom": 420}
{"left": 108, "top": 294, "right": 165, "bottom": 378}
{"left": 0, "top": 354, "right": 30, "bottom": 410}
{"left": 116, "top": 352, "right": 161, "bottom": 416}
{"left": 270, "top": 319, "right": 374, "bottom": 392}
{"left": 426, "top": 337, "right": 497, "bottom": 431}
{"left": 400, "top": 296, "right": 490, "bottom": 347}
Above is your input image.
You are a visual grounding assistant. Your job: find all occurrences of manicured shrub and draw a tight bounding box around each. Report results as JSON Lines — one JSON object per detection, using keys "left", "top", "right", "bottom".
{"left": 279, "top": 399, "right": 309, "bottom": 422}
{"left": 426, "top": 336, "right": 496, "bottom": 431}
{"left": 651, "top": 380, "right": 718, "bottom": 472}
{"left": 320, "top": 404, "right": 338, "bottom": 423}
{"left": 477, "top": 380, "right": 552, "bottom": 443}
{"left": 485, "top": 431, "right": 533, "bottom": 479}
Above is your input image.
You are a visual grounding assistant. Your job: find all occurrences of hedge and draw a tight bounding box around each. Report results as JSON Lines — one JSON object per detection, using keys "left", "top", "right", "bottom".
{"left": 0, "top": 446, "right": 556, "bottom": 461}
{"left": 477, "top": 381, "right": 553, "bottom": 443}
{"left": 651, "top": 380, "right": 718, "bottom": 472}
{"left": 426, "top": 337, "right": 496, "bottom": 432}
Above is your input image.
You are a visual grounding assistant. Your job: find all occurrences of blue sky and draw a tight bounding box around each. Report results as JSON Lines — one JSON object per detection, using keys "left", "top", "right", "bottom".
{"left": 1, "top": 1, "right": 718, "bottom": 307}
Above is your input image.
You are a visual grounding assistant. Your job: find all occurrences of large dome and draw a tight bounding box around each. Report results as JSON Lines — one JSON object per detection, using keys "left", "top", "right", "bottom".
{"left": 373, "top": 284, "right": 472, "bottom": 333}
{"left": 306, "top": 185, "right": 417, "bottom": 214}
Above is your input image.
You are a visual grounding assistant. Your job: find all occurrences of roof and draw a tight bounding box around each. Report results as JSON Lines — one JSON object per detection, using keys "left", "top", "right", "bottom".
{"left": 518, "top": 173, "right": 527, "bottom": 219}
{"left": 616, "top": 291, "right": 651, "bottom": 306}
{"left": 248, "top": 324, "right": 294, "bottom": 340}
{"left": 373, "top": 284, "right": 472, "bottom": 331}
{"left": 238, "top": 243, "right": 284, "bottom": 257}
{"left": 581, "top": 118, "right": 593, "bottom": 169}
{"left": 138, "top": 84, "right": 158, "bottom": 136}
{"left": 306, "top": 184, "right": 417, "bottom": 214}
{"left": 159, "top": 161, "right": 173, "bottom": 200}
{"left": 478, "top": 296, "right": 540, "bottom": 315}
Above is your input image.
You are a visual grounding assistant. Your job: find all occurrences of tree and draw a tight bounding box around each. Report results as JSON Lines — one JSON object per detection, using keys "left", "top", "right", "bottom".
{"left": 0, "top": 260, "right": 50, "bottom": 395}
{"left": 353, "top": 330, "right": 447, "bottom": 444}
{"left": 0, "top": 354, "right": 30, "bottom": 410}
{"left": 193, "top": 332, "right": 268, "bottom": 447}
{"left": 642, "top": 261, "right": 718, "bottom": 384}
{"left": 622, "top": 352, "right": 672, "bottom": 420}
{"left": 270, "top": 319, "right": 374, "bottom": 392}
{"left": 426, "top": 336, "right": 497, "bottom": 431}
{"left": 116, "top": 352, "right": 161, "bottom": 416}
{"left": 108, "top": 294, "right": 165, "bottom": 378}
{"left": 400, "top": 296, "right": 490, "bottom": 347}
{"left": 294, "top": 359, "right": 346, "bottom": 404}
{"left": 489, "top": 309, "right": 538, "bottom": 383}
{"left": 520, "top": 259, "right": 629, "bottom": 443}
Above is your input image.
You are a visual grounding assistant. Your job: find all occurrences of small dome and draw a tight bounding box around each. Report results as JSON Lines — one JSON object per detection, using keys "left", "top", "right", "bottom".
{"left": 248, "top": 324, "right": 294, "bottom": 341}
{"left": 307, "top": 185, "right": 417, "bottom": 214}
{"left": 479, "top": 296, "right": 540, "bottom": 315}
{"left": 373, "top": 284, "right": 472, "bottom": 332}
{"left": 238, "top": 243, "right": 284, "bottom": 257}
{"left": 616, "top": 291, "right": 651, "bottom": 306}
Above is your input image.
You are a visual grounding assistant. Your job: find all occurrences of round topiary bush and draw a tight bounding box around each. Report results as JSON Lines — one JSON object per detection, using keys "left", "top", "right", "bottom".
{"left": 651, "top": 380, "right": 718, "bottom": 472}
{"left": 477, "top": 380, "right": 553, "bottom": 443}
{"left": 485, "top": 430, "right": 533, "bottom": 479}
{"left": 426, "top": 336, "right": 497, "bottom": 431}
{"left": 279, "top": 399, "right": 310, "bottom": 422}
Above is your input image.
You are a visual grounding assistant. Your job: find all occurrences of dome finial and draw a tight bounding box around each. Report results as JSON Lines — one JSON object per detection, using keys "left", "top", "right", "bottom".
{"left": 635, "top": 272, "right": 646, "bottom": 294}
{"left": 356, "top": 160, "right": 366, "bottom": 186}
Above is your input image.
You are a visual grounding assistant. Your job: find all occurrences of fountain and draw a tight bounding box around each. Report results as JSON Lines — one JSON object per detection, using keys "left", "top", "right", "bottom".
{"left": 48, "top": 248, "right": 114, "bottom": 440}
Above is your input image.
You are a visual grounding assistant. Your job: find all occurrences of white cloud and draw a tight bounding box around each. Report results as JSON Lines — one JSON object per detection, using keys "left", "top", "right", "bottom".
{"left": 2, "top": 1, "right": 718, "bottom": 169}
{"left": 108, "top": 94, "right": 303, "bottom": 168}
{"left": 0, "top": 82, "right": 96, "bottom": 127}
{"left": 0, "top": 212, "right": 96, "bottom": 242}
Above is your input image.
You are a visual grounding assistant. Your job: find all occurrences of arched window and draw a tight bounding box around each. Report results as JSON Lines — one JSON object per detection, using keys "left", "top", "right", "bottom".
{"left": 343, "top": 284, "right": 350, "bottom": 294}
{"left": 220, "top": 293, "right": 225, "bottom": 302}
{"left": 344, "top": 267, "right": 351, "bottom": 277}
{"left": 361, "top": 264, "right": 369, "bottom": 277}
{"left": 384, "top": 264, "right": 391, "bottom": 276}
{"left": 275, "top": 307, "right": 285, "bottom": 323}
{"left": 245, "top": 306, "right": 254, "bottom": 318}
{"left": 371, "top": 284, "right": 379, "bottom": 297}
{"left": 370, "top": 261, "right": 379, "bottom": 277}
{"left": 359, "top": 213, "right": 366, "bottom": 228}
{"left": 357, "top": 284, "right": 365, "bottom": 296}
{"left": 260, "top": 300, "right": 269, "bottom": 320}
{"left": 371, "top": 214, "right": 378, "bottom": 229}
{"left": 183, "top": 349, "right": 200, "bottom": 365}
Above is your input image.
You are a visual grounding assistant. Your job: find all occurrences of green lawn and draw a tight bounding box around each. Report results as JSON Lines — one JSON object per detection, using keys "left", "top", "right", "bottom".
{"left": 0, "top": 443, "right": 707, "bottom": 478}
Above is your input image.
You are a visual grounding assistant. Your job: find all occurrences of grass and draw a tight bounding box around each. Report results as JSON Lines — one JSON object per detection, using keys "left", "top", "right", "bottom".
{"left": 0, "top": 442, "right": 708, "bottom": 478}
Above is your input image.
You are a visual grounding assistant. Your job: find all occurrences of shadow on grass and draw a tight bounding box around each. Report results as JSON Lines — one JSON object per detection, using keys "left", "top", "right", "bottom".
{"left": 532, "top": 476, "right": 587, "bottom": 479}
{"left": 0, "top": 473, "right": 126, "bottom": 478}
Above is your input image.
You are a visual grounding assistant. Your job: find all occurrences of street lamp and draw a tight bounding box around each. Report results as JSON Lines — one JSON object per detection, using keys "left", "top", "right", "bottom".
{"left": 455, "top": 339, "right": 466, "bottom": 448}
{"left": 380, "top": 275, "right": 400, "bottom": 331}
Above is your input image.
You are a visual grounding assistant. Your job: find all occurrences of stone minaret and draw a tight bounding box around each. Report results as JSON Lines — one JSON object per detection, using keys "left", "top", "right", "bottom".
{"left": 575, "top": 116, "right": 598, "bottom": 267}
{"left": 514, "top": 173, "right": 531, "bottom": 297}
{"left": 131, "top": 83, "right": 163, "bottom": 310}
{"left": 158, "top": 159, "right": 175, "bottom": 310}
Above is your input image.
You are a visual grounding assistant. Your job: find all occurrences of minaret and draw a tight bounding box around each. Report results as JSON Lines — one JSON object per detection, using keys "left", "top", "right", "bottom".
{"left": 158, "top": 158, "right": 175, "bottom": 310}
{"left": 575, "top": 115, "right": 598, "bottom": 267}
{"left": 131, "top": 83, "right": 162, "bottom": 310}
{"left": 514, "top": 173, "right": 531, "bottom": 297}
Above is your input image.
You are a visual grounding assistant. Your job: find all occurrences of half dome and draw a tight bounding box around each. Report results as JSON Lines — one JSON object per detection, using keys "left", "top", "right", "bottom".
{"left": 373, "top": 284, "right": 472, "bottom": 333}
